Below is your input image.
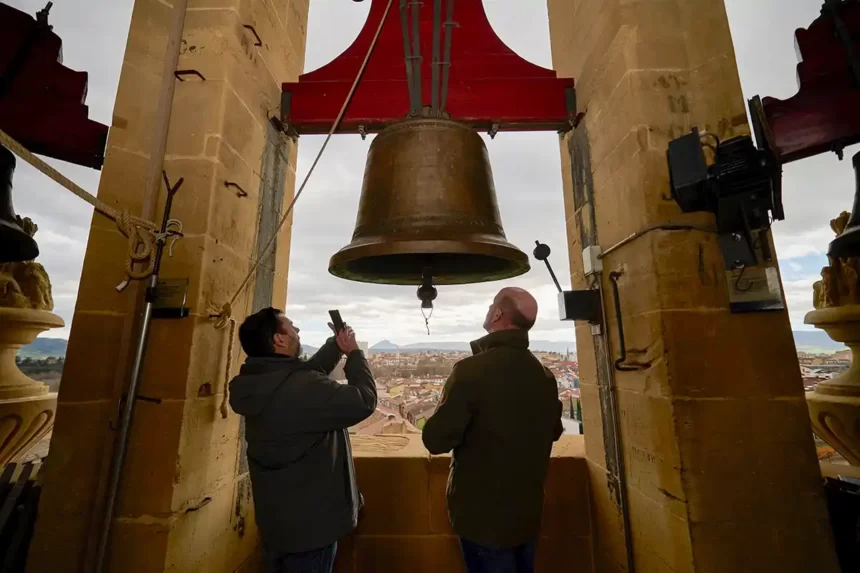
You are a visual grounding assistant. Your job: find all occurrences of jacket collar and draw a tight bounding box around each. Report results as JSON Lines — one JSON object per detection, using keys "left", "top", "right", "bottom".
{"left": 470, "top": 329, "right": 530, "bottom": 355}
{"left": 239, "top": 354, "right": 304, "bottom": 376}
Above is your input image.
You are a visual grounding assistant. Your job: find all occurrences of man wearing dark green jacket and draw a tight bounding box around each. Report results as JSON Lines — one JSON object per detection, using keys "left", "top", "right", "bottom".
{"left": 422, "top": 287, "right": 564, "bottom": 573}
{"left": 229, "top": 307, "right": 376, "bottom": 573}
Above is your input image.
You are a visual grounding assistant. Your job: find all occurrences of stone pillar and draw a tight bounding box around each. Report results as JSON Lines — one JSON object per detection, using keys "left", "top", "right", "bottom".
{"left": 28, "top": 1, "right": 307, "bottom": 571}
{"left": 547, "top": 1, "right": 840, "bottom": 572}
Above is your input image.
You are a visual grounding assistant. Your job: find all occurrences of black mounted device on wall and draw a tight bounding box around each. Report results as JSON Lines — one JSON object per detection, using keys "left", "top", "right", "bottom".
{"left": 667, "top": 128, "right": 784, "bottom": 270}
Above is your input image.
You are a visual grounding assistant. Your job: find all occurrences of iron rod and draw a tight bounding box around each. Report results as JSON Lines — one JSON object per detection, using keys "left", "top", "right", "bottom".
{"left": 440, "top": 0, "right": 455, "bottom": 112}
{"left": 431, "top": 0, "right": 443, "bottom": 111}
{"left": 595, "top": 271, "right": 637, "bottom": 573}
{"left": 399, "top": 0, "right": 417, "bottom": 114}
{"left": 93, "top": 290, "right": 155, "bottom": 572}
{"left": 409, "top": 0, "right": 423, "bottom": 114}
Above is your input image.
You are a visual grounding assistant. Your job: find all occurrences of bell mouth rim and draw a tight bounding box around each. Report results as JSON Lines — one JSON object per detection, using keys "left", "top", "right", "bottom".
{"left": 328, "top": 239, "right": 530, "bottom": 286}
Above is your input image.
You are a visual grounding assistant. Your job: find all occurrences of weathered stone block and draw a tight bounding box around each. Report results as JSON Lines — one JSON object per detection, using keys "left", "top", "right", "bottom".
{"left": 165, "top": 79, "right": 228, "bottom": 158}
{"left": 164, "top": 477, "right": 257, "bottom": 573}
{"left": 108, "top": 63, "right": 164, "bottom": 157}
{"left": 428, "top": 454, "right": 454, "bottom": 534}
{"left": 26, "top": 400, "right": 113, "bottom": 572}
{"left": 620, "top": 0, "right": 688, "bottom": 72}
{"left": 332, "top": 533, "right": 357, "bottom": 573}
{"left": 615, "top": 390, "right": 686, "bottom": 519}
{"left": 354, "top": 535, "right": 465, "bottom": 573}
{"left": 580, "top": 381, "right": 607, "bottom": 462}
{"left": 59, "top": 311, "right": 128, "bottom": 402}
{"left": 236, "top": 0, "right": 304, "bottom": 83}
{"left": 662, "top": 309, "right": 804, "bottom": 399}
{"left": 689, "top": 517, "right": 839, "bottom": 573}
{"left": 92, "top": 146, "right": 153, "bottom": 227}
{"left": 108, "top": 518, "right": 170, "bottom": 573}
{"left": 586, "top": 460, "right": 629, "bottom": 573}
{"left": 116, "top": 399, "right": 183, "bottom": 517}
{"left": 675, "top": 397, "right": 825, "bottom": 523}
{"left": 536, "top": 534, "right": 594, "bottom": 573}
{"left": 353, "top": 455, "right": 431, "bottom": 535}
{"left": 158, "top": 157, "right": 219, "bottom": 238}
{"left": 122, "top": 0, "right": 175, "bottom": 77}
{"left": 541, "top": 454, "right": 591, "bottom": 539}
{"left": 679, "top": 0, "right": 738, "bottom": 71}
{"left": 627, "top": 486, "right": 693, "bottom": 573}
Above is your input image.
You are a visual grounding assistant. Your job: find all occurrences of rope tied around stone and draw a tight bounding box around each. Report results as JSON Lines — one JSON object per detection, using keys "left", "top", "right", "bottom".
{"left": 0, "top": 127, "right": 181, "bottom": 291}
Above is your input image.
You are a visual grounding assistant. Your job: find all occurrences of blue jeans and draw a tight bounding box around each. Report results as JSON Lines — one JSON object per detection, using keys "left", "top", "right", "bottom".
{"left": 459, "top": 538, "right": 537, "bottom": 573}
{"left": 264, "top": 543, "right": 337, "bottom": 573}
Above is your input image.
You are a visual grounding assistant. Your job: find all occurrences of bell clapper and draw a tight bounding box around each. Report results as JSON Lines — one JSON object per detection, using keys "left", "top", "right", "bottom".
{"left": 417, "top": 266, "right": 437, "bottom": 336}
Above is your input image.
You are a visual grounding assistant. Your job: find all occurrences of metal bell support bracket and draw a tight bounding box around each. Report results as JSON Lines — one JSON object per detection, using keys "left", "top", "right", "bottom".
{"left": 532, "top": 240, "right": 601, "bottom": 324}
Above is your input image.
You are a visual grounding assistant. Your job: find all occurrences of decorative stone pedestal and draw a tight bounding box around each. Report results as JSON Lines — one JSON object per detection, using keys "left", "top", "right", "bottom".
{"left": 805, "top": 305, "right": 860, "bottom": 466}
{"left": 0, "top": 307, "right": 63, "bottom": 466}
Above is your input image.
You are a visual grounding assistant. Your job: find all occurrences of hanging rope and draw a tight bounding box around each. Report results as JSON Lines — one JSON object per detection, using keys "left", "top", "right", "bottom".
{"left": 211, "top": 0, "right": 396, "bottom": 335}
{"left": 219, "top": 315, "right": 236, "bottom": 419}
{"left": 0, "top": 128, "right": 180, "bottom": 291}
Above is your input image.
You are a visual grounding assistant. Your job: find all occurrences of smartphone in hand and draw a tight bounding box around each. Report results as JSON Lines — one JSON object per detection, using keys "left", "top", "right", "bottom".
{"left": 329, "top": 310, "right": 345, "bottom": 333}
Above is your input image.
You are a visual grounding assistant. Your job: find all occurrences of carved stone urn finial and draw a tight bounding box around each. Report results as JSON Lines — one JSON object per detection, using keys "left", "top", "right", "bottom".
{"left": 805, "top": 152, "right": 860, "bottom": 466}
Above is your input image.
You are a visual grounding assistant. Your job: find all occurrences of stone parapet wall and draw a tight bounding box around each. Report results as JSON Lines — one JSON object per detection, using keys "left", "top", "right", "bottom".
{"left": 331, "top": 434, "right": 593, "bottom": 573}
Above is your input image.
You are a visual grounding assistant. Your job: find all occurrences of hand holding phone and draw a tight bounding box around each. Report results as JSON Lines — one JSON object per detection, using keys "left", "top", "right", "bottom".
{"left": 329, "top": 310, "right": 345, "bottom": 332}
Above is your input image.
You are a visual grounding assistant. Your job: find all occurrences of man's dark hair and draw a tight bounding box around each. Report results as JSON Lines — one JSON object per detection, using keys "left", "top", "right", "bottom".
{"left": 498, "top": 296, "right": 536, "bottom": 330}
{"left": 238, "top": 307, "right": 283, "bottom": 357}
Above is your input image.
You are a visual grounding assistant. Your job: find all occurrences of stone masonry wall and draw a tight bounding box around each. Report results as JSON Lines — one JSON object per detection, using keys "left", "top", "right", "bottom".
{"left": 28, "top": 1, "right": 307, "bottom": 571}
{"left": 333, "top": 435, "right": 593, "bottom": 573}
{"left": 547, "top": 1, "right": 840, "bottom": 572}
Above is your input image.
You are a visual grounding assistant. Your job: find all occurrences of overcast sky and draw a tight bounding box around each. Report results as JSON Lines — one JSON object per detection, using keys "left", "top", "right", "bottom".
{"left": 6, "top": 0, "right": 856, "bottom": 347}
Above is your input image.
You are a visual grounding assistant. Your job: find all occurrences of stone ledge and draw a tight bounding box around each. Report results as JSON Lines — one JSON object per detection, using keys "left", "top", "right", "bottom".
{"left": 351, "top": 433, "right": 586, "bottom": 459}
{"left": 340, "top": 434, "right": 592, "bottom": 572}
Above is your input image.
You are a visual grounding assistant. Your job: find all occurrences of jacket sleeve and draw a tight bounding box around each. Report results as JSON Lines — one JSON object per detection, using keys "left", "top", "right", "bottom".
{"left": 298, "top": 350, "right": 377, "bottom": 432}
{"left": 304, "top": 337, "right": 343, "bottom": 375}
{"left": 422, "top": 364, "right": 472, "bottom": 455}
{"left": 553, "top": 399, "right": 564, "bottom": 441}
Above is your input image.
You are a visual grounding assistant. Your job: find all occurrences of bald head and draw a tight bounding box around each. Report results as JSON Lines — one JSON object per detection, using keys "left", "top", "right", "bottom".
{"left": 483, "top": 287, "right": 538, "bottom": 332}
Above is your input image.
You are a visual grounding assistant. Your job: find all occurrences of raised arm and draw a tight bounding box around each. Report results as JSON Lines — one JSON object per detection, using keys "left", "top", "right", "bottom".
{"left": 305, "top": 336, "right": 343, "bottom": 375}
{"left": 295, "top": 351, "right": 377, "bottom": 432}
{"left": 422, "top": 364, "right": 473, "bottom": 455}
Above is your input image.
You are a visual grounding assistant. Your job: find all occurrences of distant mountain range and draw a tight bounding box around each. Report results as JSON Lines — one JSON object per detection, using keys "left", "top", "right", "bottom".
{"left": 792, "top": 330, "right": 846, "bottom": 353}
{"left": 19, "top": 338, "right": 68, "bottom": 359}
{"left": 18, "top": 330, "right": 848, "bottom": 360}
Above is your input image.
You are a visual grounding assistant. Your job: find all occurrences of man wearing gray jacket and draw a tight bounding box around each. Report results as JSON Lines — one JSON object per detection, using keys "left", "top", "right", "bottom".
{"left": 229, "top": 307, "right": 377, "bottom": 573}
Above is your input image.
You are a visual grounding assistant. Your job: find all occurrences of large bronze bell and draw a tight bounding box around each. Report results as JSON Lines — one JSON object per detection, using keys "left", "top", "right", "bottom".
{"left": 329, "top": 118, "right": 529, "bottom": 285}
{"left": 0, "top": 146, "right": 39, "bottom": 263}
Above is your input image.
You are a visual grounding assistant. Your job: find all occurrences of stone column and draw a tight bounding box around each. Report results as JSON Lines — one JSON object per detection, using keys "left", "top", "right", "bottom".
{"left": 28, "top": 1, "right": 307, "bottom": 571}
{"left": 547, "top": 1, "right": 840, "bottom": 572}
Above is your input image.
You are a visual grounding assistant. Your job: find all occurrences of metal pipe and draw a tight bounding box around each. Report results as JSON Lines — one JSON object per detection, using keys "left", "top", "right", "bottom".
{"left": 409, "top": 0, "right": 423, "bottom": 113}
{"left": 431, "top": 0, "right": 442, "bottom": 111}
{"left": 595, "top": 270, "right": 637, "bottom": 573}
{"left": 440, "top": 0, "right": 455, "bottom": 112}
{"left": 93, "top": 287, "right": 154, "bottom": 571}
{"left": 598, "top": 222, "right": 717, "bottom": 260}
{"left": 399, "top": 0, "right": 417, "bottom": 115}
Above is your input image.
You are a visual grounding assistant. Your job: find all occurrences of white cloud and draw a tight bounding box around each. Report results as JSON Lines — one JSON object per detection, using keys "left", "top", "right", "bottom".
{"left": 7, "top": 0, "right": 851, "bottom": 346}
